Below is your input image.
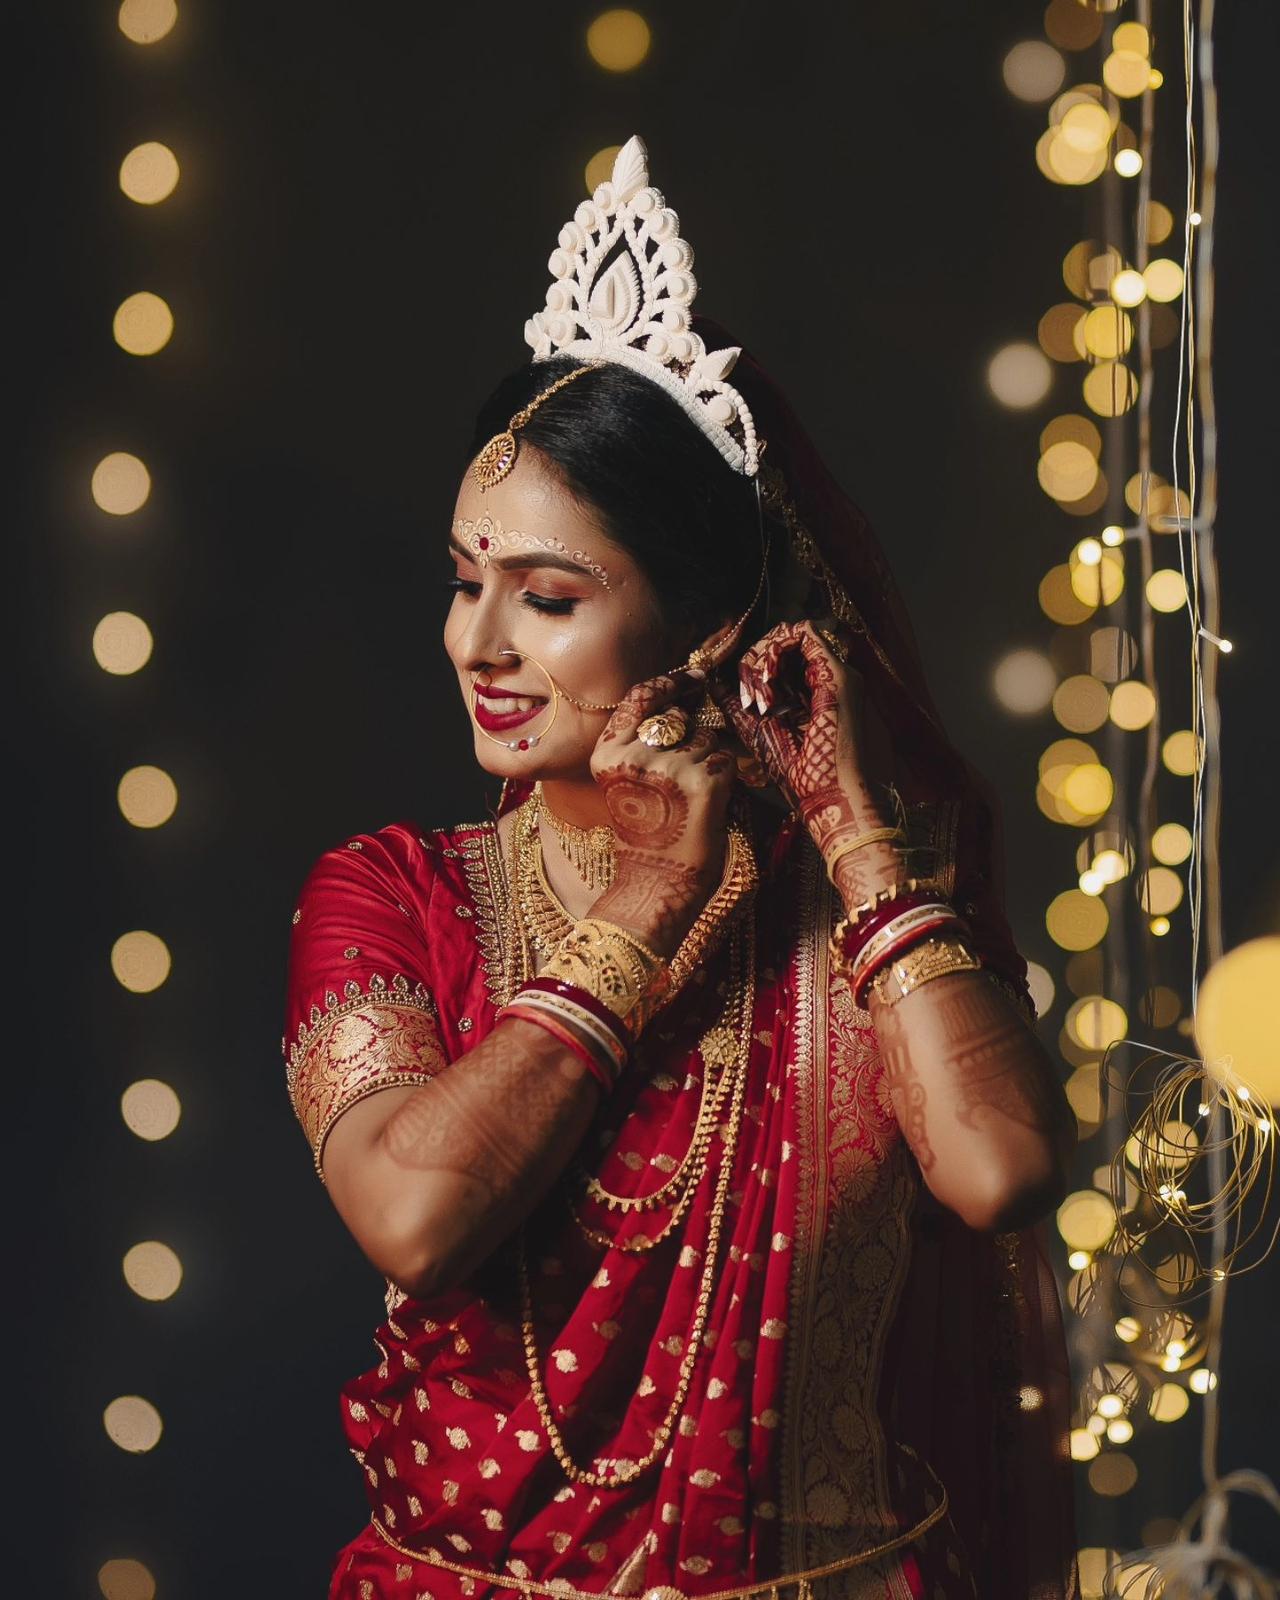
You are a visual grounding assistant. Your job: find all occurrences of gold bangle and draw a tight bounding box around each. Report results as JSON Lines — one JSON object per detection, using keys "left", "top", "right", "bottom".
{"left": 869, "top": 934, "right": 981, "bottom": 1006}
{"left": 823, "top": 825, "right": 905, "bottom": 883}
{"left": 537, "top": 916, "right": 670, "bottom": 1038}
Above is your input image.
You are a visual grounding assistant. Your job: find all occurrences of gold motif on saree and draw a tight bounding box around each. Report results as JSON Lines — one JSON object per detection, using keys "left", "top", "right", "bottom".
{"left": 781, "top": 807, "right": 963, "bottom": 1599}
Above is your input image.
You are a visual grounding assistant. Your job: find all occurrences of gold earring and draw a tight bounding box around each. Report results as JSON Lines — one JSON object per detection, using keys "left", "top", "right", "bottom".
{"left": 686, "top": 647, "right": 727, "bottom": 730}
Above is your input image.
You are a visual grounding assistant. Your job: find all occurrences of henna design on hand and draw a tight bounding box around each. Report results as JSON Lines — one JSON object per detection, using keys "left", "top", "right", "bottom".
{"left": 599, "top": 765, "right": 689, "bottom": 848}
{"left": 590, "top": 849, "right": 705, "bottom": 954}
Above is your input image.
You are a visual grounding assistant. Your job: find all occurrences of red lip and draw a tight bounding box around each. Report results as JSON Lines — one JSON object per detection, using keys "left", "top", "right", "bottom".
{"left": 473, "top": 682, "right": 547, "bottom": 702}
{"left": 471, "top": 681, "right": 549, "bottom": 733}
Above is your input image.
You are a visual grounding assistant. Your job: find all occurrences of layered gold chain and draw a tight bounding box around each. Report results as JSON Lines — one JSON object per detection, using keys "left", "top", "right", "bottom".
{"left": 502, "top": 789, "right": 760, "bottom": 1487}
{"left": 517, "top": 909, "right": 756, "bottom": 1487}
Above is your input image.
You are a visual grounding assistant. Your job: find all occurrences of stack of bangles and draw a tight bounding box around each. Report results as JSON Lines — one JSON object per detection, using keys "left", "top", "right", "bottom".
{"left": 494, "top": 917, "right": 669, "bottom": 1094}
{"left": 829, "top": 876, "right": 983, "bottom": 1010}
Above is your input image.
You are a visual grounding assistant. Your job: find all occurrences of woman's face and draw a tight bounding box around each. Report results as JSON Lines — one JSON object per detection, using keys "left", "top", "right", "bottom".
{"left": 444, "top": 446, "right": 681, "bottom": 781}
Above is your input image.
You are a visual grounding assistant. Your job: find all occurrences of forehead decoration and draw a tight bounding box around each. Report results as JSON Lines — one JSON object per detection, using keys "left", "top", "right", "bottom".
{"left": 453, "top": 515, "right": 612, "bottom": 591}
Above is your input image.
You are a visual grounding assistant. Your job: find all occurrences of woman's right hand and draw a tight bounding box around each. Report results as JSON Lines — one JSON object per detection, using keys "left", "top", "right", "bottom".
{"left": 587, "top": 669, "right": 736, "bottom": 956}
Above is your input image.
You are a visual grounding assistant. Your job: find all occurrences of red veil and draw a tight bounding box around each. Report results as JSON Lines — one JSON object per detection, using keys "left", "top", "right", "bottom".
{"left": 676, "top": 317, "right": 1081, "bottom": 1599}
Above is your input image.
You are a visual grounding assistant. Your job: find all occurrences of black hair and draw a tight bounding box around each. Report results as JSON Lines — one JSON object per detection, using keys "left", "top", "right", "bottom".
{"left": 464, "top": 358, "right": 789, "bottom": 654}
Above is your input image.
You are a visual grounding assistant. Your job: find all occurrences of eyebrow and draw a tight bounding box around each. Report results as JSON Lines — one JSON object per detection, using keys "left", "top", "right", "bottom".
{"left": 447, "top": 533, "right": 603, "bottom": 583}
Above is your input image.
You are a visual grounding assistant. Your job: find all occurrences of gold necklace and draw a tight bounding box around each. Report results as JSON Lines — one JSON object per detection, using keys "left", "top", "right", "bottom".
{"left": 509, "top": 791, "right": 749, "bottom": 1227}
{"left": 517, "top": 907, "right": 756, "bottom": 1488}
{"left": 536, "top": 782, "right": 617, "bottom": 891}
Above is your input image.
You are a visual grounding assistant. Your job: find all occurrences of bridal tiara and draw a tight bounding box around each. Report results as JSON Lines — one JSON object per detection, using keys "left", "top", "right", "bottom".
{"left": 521, "top": 134, "right": 760, "bottom": 477}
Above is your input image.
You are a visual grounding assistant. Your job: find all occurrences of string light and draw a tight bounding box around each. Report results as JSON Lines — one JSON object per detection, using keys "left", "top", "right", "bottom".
{"left": 1003, "top": 2, "right": 1274, "bottom": 1587}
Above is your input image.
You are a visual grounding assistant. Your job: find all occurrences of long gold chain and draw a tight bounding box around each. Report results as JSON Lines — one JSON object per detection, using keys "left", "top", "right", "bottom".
{"left": 508, "top": 791, "right": 750, "bottom": 1223}
{"left": 517, "top": 906, "right": 756, "bottom": 1488}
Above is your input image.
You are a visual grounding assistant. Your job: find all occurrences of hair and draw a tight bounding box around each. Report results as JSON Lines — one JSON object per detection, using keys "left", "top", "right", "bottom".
{"left": 463, "top": 357, "right": 792, "bottom": 654}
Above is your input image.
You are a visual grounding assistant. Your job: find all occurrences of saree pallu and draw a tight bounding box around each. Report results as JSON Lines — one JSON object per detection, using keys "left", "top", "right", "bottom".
{"left": 283, "top": 795, "right": 1078, "bottom": 1600}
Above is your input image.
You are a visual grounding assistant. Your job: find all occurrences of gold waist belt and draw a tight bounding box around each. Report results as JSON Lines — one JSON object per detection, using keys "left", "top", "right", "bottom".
{"left": 370, "top": 1466, "right": 949, "bottom": 1600}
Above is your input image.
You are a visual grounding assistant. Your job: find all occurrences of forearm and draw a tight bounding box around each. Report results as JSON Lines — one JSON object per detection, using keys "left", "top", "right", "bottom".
{"left": 831, "top": 829, "right": 1074, "bottom": 1231}
{"left": 867, "top": 967, "right": 1075, "bottom": 1230}
{"left": 367, "top": 877, "right": 704, "bottom": 1297}
{"left": 370, "top": 1016, "right": 604, "bottom": 1298}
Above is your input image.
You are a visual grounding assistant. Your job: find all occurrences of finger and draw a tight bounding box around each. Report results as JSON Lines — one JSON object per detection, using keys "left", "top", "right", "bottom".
{"left": 709, "top": 673, "right": 802, "bottom": 781}
{"left": 600, "top": 672, "right": 686, "bottom": 744}
{"left": 681, "top": 726, "right": 720, "bottom": 762}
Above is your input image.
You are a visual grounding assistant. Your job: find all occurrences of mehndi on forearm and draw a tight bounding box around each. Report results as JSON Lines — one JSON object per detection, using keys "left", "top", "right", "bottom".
{"left": 869, "top": 966, "right": 1075, "bottom": 1231}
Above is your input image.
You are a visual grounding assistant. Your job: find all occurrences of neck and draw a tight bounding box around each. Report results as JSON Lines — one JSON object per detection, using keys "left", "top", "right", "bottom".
{"left": 537, "top": 774, "right": 613, "bottom": 830}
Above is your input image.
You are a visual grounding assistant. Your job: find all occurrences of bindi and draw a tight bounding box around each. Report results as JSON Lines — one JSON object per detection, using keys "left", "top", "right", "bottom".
{"left": 452, "top": 514, "right": 611, "bottom": 590}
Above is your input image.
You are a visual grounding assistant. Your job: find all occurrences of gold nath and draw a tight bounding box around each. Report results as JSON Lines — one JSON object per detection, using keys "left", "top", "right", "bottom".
{"left": 473, "top": 363, "right": 602, "bottom": 491}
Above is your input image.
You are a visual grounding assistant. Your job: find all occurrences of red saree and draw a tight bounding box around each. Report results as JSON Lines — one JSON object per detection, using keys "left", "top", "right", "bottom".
{"left": 283, "top": 312, "right": 1078, "bottom": 1599}
{"left": 282, "top": 784, "right": 1079, "bottom": 1600}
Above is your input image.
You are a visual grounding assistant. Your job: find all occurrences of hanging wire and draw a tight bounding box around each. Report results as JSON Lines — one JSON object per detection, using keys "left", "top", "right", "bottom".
{"left": 1098, "top": 2, "right": 1280, "bottom": 1593}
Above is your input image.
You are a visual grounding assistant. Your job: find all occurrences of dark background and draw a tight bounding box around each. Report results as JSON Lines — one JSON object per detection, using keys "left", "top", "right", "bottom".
{"left": 17, "top": 2, "right": 1278, "bottom": 1594}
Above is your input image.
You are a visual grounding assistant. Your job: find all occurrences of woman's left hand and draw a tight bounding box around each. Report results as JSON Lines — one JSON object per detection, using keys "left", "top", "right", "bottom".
{"left": 712, "top": 620, "right": 899, "bottom": 883}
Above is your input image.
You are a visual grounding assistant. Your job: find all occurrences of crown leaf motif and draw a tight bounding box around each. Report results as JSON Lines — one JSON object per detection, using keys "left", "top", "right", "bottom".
{"left": 523, "top": 134, "right": 758, "bottom": 476}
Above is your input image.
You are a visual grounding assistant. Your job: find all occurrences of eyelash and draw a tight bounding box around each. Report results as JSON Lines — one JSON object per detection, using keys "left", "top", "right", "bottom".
{"left": 445, "top": 576, "right": 579, "bottom": 617}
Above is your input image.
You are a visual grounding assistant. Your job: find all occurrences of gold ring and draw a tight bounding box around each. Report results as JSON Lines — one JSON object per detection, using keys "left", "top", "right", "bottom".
{"left": 635, "top": 708, "right": 690, "bottom": 749}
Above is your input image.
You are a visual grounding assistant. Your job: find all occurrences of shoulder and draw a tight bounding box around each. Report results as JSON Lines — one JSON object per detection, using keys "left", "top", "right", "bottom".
{"left": 292, "top": 815, "right": 501, "bottom": 909}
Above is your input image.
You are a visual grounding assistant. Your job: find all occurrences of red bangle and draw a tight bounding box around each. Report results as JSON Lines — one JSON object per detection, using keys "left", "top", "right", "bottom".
{"left": 852, "top": 917, "right": 962, "bottom": 1007}
{"left": 517, "top": 977, "right": 631, "bottom": 1061}
{"left": 837, "top": 889, "right": 949, "bottom": 964}
{"left": 497, "top": 1004, "right": 615, "bottom": 1093}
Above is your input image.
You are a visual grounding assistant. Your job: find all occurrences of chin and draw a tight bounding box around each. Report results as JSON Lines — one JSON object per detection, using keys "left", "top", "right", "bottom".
{"left": 468, "top": 729, "right": 592, "bottom": 783}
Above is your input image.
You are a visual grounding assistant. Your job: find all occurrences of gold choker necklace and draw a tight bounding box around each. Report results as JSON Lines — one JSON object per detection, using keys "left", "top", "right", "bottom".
{"left": 536, "top": 784, "right": 617, "bottom": 891}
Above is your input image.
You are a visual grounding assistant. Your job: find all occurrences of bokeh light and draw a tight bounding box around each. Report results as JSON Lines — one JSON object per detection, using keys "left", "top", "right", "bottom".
{"left": 123, "top": 1241, "right": 184, "bottom": 1301}
{"left": 584, "top": 144, "right": 622, "bottom": 194}
{"left": 1025, "top": 961, "right": 1056, "bottom": 1017}
{"left": 1052, "top": 674, "right": 1110, "bottom": 732}
{"left": 1003, "top": 40, "right": 1066, "bottom": 101}
{"left": 1149, "top": 1382, "right": 1190, "bottom": 1423}
{"left": 1089, "top": 1451, "right": 1139, "bottom": 1496}
{"left": 1067, "top": 996, "right": 1128, "bottom": 1052}
{"left": 119, "top": 142, "right": 180, "bottom": 204}
{"left": 1152, "top": 821, "right": 1192, "bottom": 865}
{"left": 111, "top": 930, "right": 172, "bottom": 993}
{"left": 118, "top": 0, "right": 177, "bottom": 44}
{"left": 1146, "top": 568, "right": 1188, "bottom": 612}
{"left": 92, "top": 612, "right": 154, "bottom": 675}
{"left": 121, "top": 1078, "right": 182, "bottom": 1140}
{"left": 1109, "top": 680, "right": 1156, "bottom": 730}
{"left": 1162, "top": 729, "right": 1202, "bottom": 776}
{"left": 113, "top": 291, "right": 174, "bottom": 356}
{"left": 988, "top": 342, "right": 1053, "bottom": 407}
{"left": 1039, "top": 564, "right": 1095, "bottom": 625}
{"left": 585, "top": 9, "right": 651, "bottom": 72}
{"left": 1196, "top": 938, "right": 1280, "bottom": 1104}
{"left": 103, "top": 1395, "right": 163, "bottom": 1453}
{"left": 98, "top": 1560, "right": 157, "bottom": 1600}
{"left": 118, "top": 765, "right": 178, "bottom": 828}
{"left": 1137, "top": 867, "right": 1183, "bottom": 916}
{"left": 1057, "top": 1188, "right": 1117, "bottom": 1250}
{"left": 1047, "top": 889, "right": 1109, "bottom": 950}
{"left": 91, "top": 452, "right": 151, "bottom": 515}
{"left": 1145, "top": 259, "right": 1186, "bottom": 302}
{"left": 992, "top": 649, "right": 1057, "bottom": 713}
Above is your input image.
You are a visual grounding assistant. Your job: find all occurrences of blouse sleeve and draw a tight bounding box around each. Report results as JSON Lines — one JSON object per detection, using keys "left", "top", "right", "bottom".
{"left": 282, "top": 827, "right": 449, "bottom": 1184}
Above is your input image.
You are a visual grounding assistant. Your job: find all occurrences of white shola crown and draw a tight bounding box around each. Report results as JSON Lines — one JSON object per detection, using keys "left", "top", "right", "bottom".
{"left": 523, "top": 134, "right": 759, "bottom": 476}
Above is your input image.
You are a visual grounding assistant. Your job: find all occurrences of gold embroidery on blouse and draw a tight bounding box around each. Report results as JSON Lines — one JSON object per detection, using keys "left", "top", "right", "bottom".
{"left": 287, "top": 983, "right": 446, "bottom": 1181}
{"left": 457, "top": 821, "right": 519, "bottom": 1009}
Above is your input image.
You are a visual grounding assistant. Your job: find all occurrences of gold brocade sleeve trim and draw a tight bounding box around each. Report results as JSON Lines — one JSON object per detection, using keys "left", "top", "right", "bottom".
{"left": 285, "top": 979, "right": 445, "bottom": 1182}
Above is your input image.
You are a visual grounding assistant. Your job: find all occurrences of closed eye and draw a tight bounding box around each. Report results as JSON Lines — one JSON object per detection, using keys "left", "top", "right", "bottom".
{"left": 444, "top": 576, "right": 579, "bottom": 616}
